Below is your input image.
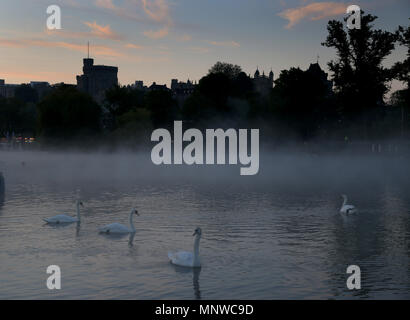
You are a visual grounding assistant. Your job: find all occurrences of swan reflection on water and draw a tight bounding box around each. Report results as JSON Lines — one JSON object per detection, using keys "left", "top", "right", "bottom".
{"left": 0, "top": 195, "right": 4, "bottom": 212}
{"left": 0, "top": 172, "right": 5, "bottom": 211}
{"left": 42, "top": 220, "right": 81, "bottom": 236}
{"left": 172, "top": 264, "right": 202, "bottom": 300}
{"left": 128, "top": 232, "right": 136, "bottom": 247}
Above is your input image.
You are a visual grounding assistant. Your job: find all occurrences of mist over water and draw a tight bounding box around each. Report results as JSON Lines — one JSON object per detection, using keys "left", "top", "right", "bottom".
{"left": 0, "top": 150, "right": 409, "bottom": 299}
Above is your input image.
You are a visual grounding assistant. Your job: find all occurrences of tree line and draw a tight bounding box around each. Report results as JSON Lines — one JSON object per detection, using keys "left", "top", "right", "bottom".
{"left": 0, "top": 12, "right": 408, "bottom": 147}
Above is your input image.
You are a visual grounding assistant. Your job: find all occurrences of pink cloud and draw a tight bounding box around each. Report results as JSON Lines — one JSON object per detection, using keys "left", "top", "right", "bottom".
{"left": 95, "top": 0, "right": 116, "bottom": 10}
{"left": 84, "top": 21, "right": 123, "bottom": 40}
{"left": 0, "top": 38, "right": 123, "bottom": 57}
{"left": 178, "top": 34, "right": 192, "bottom": 42}
{"left": 45, "top": 21, "right": 123, "bottom": 41}
{"left": 207, "top": 40, "right": 240, "bottom": 48}
{"left": 141, "top": 0, "right": 171, "bottom": 24}
{"left": 125, "top": 43, "right": 145, "bottom": 49}
{"left": 143, "top": 27, "right": 169, "bottom": 39}
{"left": 278, "top": 2, "right": 346, "bottom": 29}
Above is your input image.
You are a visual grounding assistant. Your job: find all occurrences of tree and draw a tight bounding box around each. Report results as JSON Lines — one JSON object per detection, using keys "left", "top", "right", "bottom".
{"left": 37, "top": 85, "right": 101, "bottom": 140}
{"left": 112, "top": 108, "right": 153, "bottom": 146}
{"left": 322, "top": 12, "right": 397, "bottom": 124}
{"left": 105, "top": 85, "right": 145, "bottom": 117}
{"left": 183, "top": 64, "right": 258, "bottom": 127}
{"left": 0, "top": 97, "right": 36, "bottom": 136}
{"left": 14, "top": 84, "right": 39, "bottom": 104}
{"left": 392, "top": 22, "right": 410, "bottom": 107}
{"left": 208, "top": 62, "right": 242, "bottom": 79}
{"left": 144, "top": 89, "right": 177, "bottom": 128}
{"left": 392, "top": 23, "right": 410, "bottom": 85}
{"left": 269, "top": 66, "right": 333, "bottom": 139}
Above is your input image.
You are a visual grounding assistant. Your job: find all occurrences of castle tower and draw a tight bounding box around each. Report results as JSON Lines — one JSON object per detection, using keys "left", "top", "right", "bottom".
{"left": 269, "top": 70, "right": 274, "bottom": 87}
{"left": 254, "top": 68, "right": 260, "bottom": 78}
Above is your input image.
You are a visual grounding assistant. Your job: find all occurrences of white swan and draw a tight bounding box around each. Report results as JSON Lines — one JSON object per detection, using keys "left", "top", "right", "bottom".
{"left": 44, "top": 200, "right": 83, "bottom": 224}
{"left": 168, "top": 227, "right": 202, "bottom": 268}
{"left": 340, "top": 194, "right": 357, "bottom": 215}
{"left": 98, "top": 208, "right": 139, "bottom": 234}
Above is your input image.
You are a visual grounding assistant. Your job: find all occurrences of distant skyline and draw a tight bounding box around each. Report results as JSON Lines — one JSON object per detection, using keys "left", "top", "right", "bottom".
{"left": 0, "top": 0, "right": 408, "bottom": 92}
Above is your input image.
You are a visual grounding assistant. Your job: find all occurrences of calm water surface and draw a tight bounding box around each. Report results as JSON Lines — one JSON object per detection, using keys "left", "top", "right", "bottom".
{"left": 0, "top": 151, "right": 409, "bottom": 299}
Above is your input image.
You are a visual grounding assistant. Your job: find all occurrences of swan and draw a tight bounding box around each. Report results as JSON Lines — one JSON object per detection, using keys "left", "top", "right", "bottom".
{"left": 168, "top": 227, "right": 202, "bottom": 268}
{"left": 0, "top": 172, "right": 5, "bottom": 195}
{"left": 340, "top": 194, "right": 357, "bottom": 215}
{"left": 44, "top": 200, "right": 83, "bottom": 224}
{"left": 98, "top": 208, "right": 139, "bottom": 234}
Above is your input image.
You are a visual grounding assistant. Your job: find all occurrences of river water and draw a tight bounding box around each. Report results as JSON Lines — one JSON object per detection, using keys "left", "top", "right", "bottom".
{"left": 0, "top": 151, "right": 409, "bottom": 299}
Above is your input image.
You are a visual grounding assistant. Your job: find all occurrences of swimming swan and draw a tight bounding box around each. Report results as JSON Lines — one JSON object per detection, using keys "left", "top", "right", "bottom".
{"left": 44, "top": 200, "right": 83, "bottom": 224}
{"left": 340, "top": 194, "right": 357, "bottom": 215}
{"left": 98, "top": 208, "right": 139, "bottom": 234}
{"left": 168, "top": 227, "right": 202, "bottom": 268}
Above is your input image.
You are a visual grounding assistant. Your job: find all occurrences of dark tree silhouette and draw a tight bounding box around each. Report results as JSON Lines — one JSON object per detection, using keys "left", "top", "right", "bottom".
{"left": 37, "top": 85, "right": 101, "bottom": 140}
{"left": 144, "top": 89, "right": 177, "bottom": 128}
{"left": 208, "top": 62, "right": 242, "bottom": 79}
{"left": 269, "top": 67, "right": 333, "bottom": 139}
{"left": 14, "top": 84, "right": 39, "bottom": 104}
{"left": 392, "top": 23, "right": 410, "bottom": 86}
{"left": 322, "top": 12, "right": 397, "bottom": 126}
{"left": 105, "top": 85, "right": 145, "bottom": 117}
{"left": 0, "top": 97, "right": 36, "bottom": 136}
{"left": 391, "top": 22, "right": 410, "bottom": 110}
{"left": 182, "top": 69, "right": 256, "bottom": 127}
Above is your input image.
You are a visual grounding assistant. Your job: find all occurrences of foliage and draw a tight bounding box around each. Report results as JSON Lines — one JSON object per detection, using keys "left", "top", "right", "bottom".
{"left": 37, "top": 85, "right": 101, "bottom": 139}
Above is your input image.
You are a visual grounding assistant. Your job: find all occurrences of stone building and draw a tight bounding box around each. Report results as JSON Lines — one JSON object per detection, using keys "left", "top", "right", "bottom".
{"left": 252, "top": 69, "right": 274, "bottom": 96}
{"left": 171, "top": 79, "right": 196, "bottom": 106}
{"left": 0, "top": 80, "right": 19, "bottom": 98}
{"left": 306, "top": 62, "right": 333, "bottom": 95}
{"left": 76, "top": 58, "right": 118, "bottom": 103}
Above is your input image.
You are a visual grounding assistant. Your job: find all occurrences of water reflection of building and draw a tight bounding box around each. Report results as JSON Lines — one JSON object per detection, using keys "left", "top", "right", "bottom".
{"left": 76, "top": 57, "right": 118, "bottom": 103}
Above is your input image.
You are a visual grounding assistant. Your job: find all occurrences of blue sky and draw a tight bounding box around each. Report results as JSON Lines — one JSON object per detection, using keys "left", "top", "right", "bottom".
{"left": 0, "top": 0, "right": 408, "bottom": 92}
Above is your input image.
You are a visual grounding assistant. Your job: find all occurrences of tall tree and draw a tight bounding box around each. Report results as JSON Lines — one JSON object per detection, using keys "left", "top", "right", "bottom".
{"left": 392, "top": 22, "right": 410, "bottom": 105}
{"left": 322, "top": 12, "right": 397, "bottom": 124}
{"left": 269, "top": 66, "right": 333, "bottom": 139}
{"left": 208, "top": 62, "right": 242, "bottom": 79}
{"left": 37, "top": 85, "right": 101, "bottom": 140}
{"left": 14, "top": 84, "right": 38, "bottom": 104}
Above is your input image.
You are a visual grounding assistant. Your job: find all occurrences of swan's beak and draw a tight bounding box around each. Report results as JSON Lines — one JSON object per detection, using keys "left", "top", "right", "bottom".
{"left": 135, "top": 210, "right": 139, "bottom": 216}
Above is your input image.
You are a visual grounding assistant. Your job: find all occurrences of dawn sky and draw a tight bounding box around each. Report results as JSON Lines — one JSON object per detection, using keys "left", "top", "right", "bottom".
{"left": 0, "top": 0, "right": 408, "bottom": 90}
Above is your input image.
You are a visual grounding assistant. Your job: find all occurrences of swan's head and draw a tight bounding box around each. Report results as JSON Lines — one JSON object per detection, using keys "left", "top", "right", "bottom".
{"left": 341, "top": 194, "right": 347, "bottom": 200}
{"left": 193, "top": 227, "right": 202, "bottom": 237}
{"left": 77, "top": 200, "right": 84, "bottom": 207}
{"left": 133, "top": 208, "right": 139, "bottom": 216}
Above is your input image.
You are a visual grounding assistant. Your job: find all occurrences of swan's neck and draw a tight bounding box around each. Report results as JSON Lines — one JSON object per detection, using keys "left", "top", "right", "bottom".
{"left": 76, "top": 202, "right": 81, "bottom": 222}
{"left": 342, "top": 197, "right": 347, "bottom": 207}
{"left": 193, "top": 235, "right": 201, "bottom": 266}
{"left": 129, "top": 212, "right": 136, "bottom": 232}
